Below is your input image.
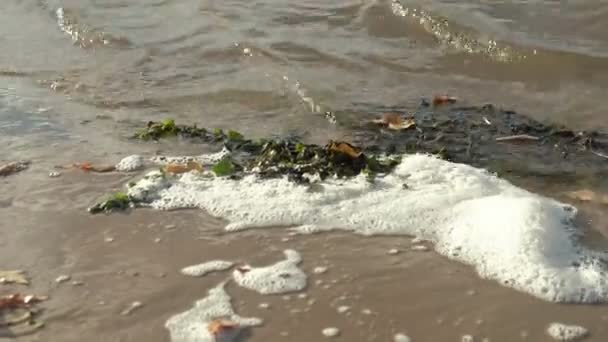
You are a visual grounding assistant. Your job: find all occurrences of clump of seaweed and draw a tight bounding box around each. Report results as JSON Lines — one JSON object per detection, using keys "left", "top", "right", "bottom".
{"left": 88, "top": 191, "right": 132, "bottom": 214}
{"left": 133, "top": 119, "right": 402, "bottom": 183}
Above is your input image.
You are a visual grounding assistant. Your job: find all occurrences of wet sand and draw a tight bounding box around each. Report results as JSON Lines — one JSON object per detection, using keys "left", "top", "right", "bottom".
{"left": 3, "top": 0, "right": 608, "bottom": 340}
{"left": 2, "top": 192, "right": 608, "bottom": 341}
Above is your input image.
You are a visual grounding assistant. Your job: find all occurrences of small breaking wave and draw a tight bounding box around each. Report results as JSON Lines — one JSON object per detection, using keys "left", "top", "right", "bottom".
{"left": 390, "top": 1, "right": 526, "bottom": 62}
{"left": 55, "top": 7, "right": 131, "bottom": 49}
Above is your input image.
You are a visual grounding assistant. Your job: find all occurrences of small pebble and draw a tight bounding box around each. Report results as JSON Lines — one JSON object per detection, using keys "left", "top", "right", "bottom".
{"left": 461, "top": 335, "right": 474, "bottom": 342}
{"left": 307, "top": 299, "right": 316, "bottom": 306}
{"left": 297, "top": 293, "right": 308, "bottom": 299}
{"left": 388, "top": 248, "right": 400, "bottom": 255}
{"left": 281, "top": 237, "right": 290, "bottom": 242}
{"left": 55, "top": 275, "right": 71, "bottom": 283}
{"left": 394, "top": 333, "right": 411, "bottom": 342}
{"left": 466, "top": 289, "right": 476, "bottom": 296}
{"left": 71, "top": 281, "right": 84, "bottom": 286}
{"left": 322, "top": 327, "right": 340, "bottom": 338}
{"left": 120, "top": 301, "right": 143, "bottom": 316}
{"left": 258, "top": 303, "right": 271, "bottom": 309}
{"left": 49, "top": 171, "right": 61, "bottom": 178}
{"left": 411, "top": 245, "right": 429, "bottom": 252}
{"left": 243, "top": 48, "right": 252, "bottom": 55}
{"left": 280, "top": 331, "right": 289, "bottom": 337}
{"left": 158, "top": 272, "right": 167, "bottom": 278}
{"left": 282, "top": 295, "right": 291, "bottom": 301}
{"left": 337, "top": 305, "right": 350, "bottom": 314}
{"left": 165, "top": 224, "right": 176, "bottom": 230}
{"left": 313, "top": 266, "right": 328, "bottom": 274}
{"left": 154, "top": 238, "right": 162, "bottom": 243}
{"left": 361, "top": 309, "right": 372, "bottom": 315}
{"left": 104, "top": 237, "right": 114, "bottom": 243}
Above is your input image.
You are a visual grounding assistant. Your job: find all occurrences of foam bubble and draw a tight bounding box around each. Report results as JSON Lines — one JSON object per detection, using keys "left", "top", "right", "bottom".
{"left": 181, "top": 260, "right": 234, "bottom": 277}
{"left": 322, "top": 327, "right": 340, "bottom": 337}
{"left": 546, "top": 323, "right": 588, "bottom": 341}
{"left": 165, "top": 281, "right": 262, "bottom": 342}
{"left": 394, "top": 333, "right": 411, "bottom": 342}
{"left": 126, "top": 153, "right": 608, "bottom": 302}
{"left": 232, "top": 250, "right": 307, "bottom": 295}
{"left": 115, "top": 155, "right": 144, "bottom": 172}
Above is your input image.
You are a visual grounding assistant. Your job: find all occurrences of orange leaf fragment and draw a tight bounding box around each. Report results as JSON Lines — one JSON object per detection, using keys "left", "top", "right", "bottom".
{"left": 163, "top": 161, "right": 204, "bottom": 174}
{"left": 207, "top": 319, "right": 239, "bottom": 336}
{"left": 327, "top": 141, "right": 362, "bottom": 158}
{"left": 0, "top": 294, "right": 47, "bottom": 310}
{"left": 371, "top": 113, "right": 416, "bottom": 131}
{"left": 433, "top": 95, "right": 458, "bottom": 106}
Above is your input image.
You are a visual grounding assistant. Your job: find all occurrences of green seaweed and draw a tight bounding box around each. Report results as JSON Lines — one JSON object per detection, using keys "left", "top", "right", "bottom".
{"left": 227, "top": 130, "right": 244, "bottom": 142}
{"left": 212, "top": 158, "right": 237, "bottom": 176}
{"left": 89, "top": 191, "right": 131, "bottom": 214}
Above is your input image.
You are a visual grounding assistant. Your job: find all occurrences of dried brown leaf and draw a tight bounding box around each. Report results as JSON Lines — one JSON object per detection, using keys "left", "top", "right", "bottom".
{"left": 0, "top": 161, "right": 30, "bottom": 177}
{"left": 163, "top": 161, "right": 204, "bottom": 174}
{"left": 327, "top": 141, "right": 362, "bottom": 158}
{"left": 207, "top": 319, "right": 239, "bottom": 336}
{"left": 433, "top": 95, "right": 458, "bottom": 106}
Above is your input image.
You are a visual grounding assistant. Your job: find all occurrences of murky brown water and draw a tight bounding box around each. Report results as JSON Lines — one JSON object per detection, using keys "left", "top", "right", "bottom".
{"left": 2, "top": 0, "right": 608, "bottom": 341}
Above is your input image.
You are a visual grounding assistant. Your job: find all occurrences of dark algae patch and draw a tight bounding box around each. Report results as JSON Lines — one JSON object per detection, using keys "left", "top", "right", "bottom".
{"left": 91, "top": 98, "right": 608, "bottom": 214}
{"left": 89, "top": 191, "right": 132, "bottom": 214}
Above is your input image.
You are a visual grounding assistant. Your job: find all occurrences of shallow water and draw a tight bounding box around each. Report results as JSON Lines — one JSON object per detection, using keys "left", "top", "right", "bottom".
{"left": 2, "top": 0, "right": 608, "bottom": 341}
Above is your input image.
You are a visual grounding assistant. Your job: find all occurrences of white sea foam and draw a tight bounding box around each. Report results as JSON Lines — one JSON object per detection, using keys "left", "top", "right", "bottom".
{"left": 546, "top": 323, "right": 588, "bottom": 341}
{"left": 181, "top": 260, "right": 234, "bottom": 277}
{"left": 125, "top": 153, "right": 608, "bottom": 303}
{"left": 115, "top": 155, "right": 144, "bottom": 172}
{"left": 232, "top": 250, "right": 307, "bottom": 295}
{"left": 165, "top": 281, "right": 262, "bottom": 342}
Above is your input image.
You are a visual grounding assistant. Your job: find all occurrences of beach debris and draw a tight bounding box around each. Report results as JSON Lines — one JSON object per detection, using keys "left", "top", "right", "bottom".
{"left": 495, "top": 134, "right": 540, "bottom": 142}
{"left": 258, "top": 303, "right": 270, "bottom": 309}
{"left": 322, "top": 327, "right": 340, "bottom": 338}
{"left": 482, "top": 116, "right": 492, "bottom": 125}
{"left": 371, "top": 113, "right": 416, "bottom": 130}
{"left": 211, "top": 158, "right": 238, "bottom": 176}
{"left": 48, "top": 171, "right": 61, "bottom": 178}
{"left": 55, "top": 275, "right": 71, "bottom": 284}
{"left": 164, "top": 161, "right": 204, "bottom": 174}
{"left": 120, "top": 301, "right": 143, "bottom": 316}
{"left": 0, "top": 270, "right": 29, "bottom": 285}
{"left": 394, "top": 333, "right": 411, "bottom": 342}
{"left": 546, "top": 323, "right": 588, "bottom": 341}
{"left": 71, "top": 281, "right": 84, "bottom": 286}
{"left": 154, "top": 238, "right": 162, "bottom": 243}
{"left": 388, "top": 248, "right": 400, "bottom": 255}
{"left": 104, "top": 237, "right": 114, "bottom": 243}
{"left": 0, "top": 160, "right": 30, "bottom": 177}
{"left": 135, "top": 119, "right": 179, "bottom": 140}
{"left": 461, "top": 335, "right": 475, "bottom": 342}
{"left": 313, "top": 266, "right": 328, "bottom": 274}
{"left": 88, "top": 191, "right": 132, "bottom": 214}
{"left": 567, "top": 189, "right": 608, "bottom": 205}
{"left": 433, "top": 95, "right": 458, "bottom": 106}
{"left": 180, "top": 260, "right": 235, "bottom": 277}
{"left": 115, "top": 155, "right": 144, "bottom": 172}
{"left": 233, "top": 250, "right": 307, "bottom": 295}
{"left": 72, "top": 162, "right": 116, "bottom": 173}
{"left": 0, "top": 293, "right": 47, "bottom": 331}
{"left": 361, "top": 309, "right": 372, "bottom": 315}
{"left": 337, "top": 305, "right": 350, "bottom": 314}
{"left": 165, "top": 281, "right": 262, "bottom": 342}
{"left": 207, "top": 319, "right": 239, "bottom": 337}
